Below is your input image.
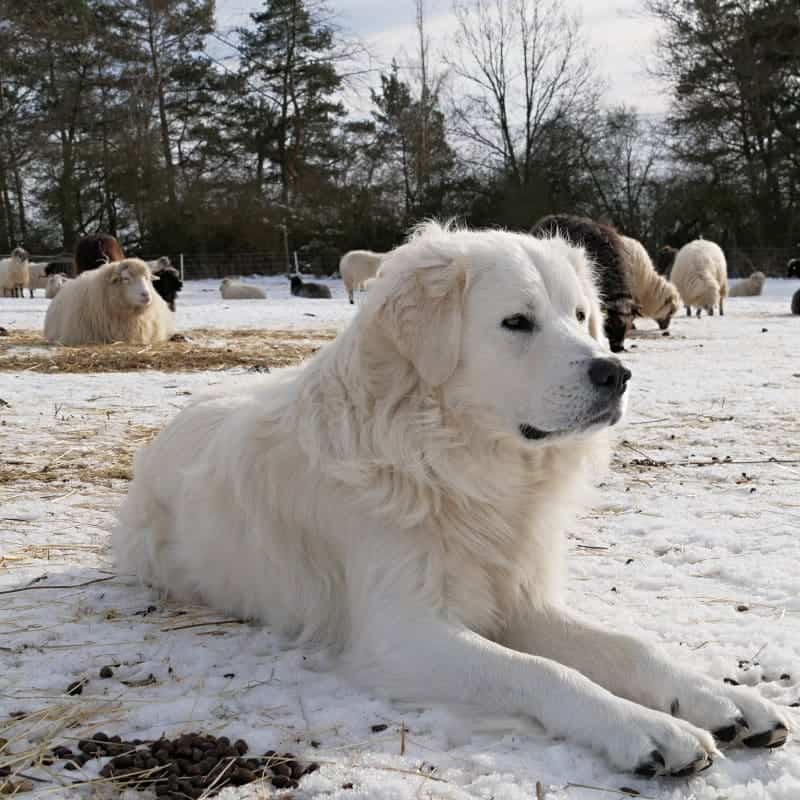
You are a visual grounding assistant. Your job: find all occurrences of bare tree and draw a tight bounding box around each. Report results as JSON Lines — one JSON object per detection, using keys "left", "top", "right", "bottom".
{"left": 447, "top": 0, "right": 601, "bottom": 184}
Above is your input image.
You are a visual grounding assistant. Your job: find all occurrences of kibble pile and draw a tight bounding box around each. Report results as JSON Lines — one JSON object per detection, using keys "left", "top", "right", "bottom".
{"left": 48, "top": 731, "right": 318, "bottom": 798}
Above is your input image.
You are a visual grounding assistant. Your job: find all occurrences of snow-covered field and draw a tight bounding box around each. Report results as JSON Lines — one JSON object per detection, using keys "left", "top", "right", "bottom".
{"left": 1, "top": 277, "right": 799, "bottom": 799}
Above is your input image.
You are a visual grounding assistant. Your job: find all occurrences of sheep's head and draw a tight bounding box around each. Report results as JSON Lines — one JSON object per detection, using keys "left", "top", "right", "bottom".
{"left": 11, "top": 247, "right": 28, "bottom": 261}
{"left": 155, "top": 256, "right": 171, "bottom": 270}
{"left": 655, "top": 285, "right": 681, "bottom": 330}
{"left": 751, "top": 271, "right": 766, "bottom": 288}
{"left": 108, "top": 259, "right": 156, "bottom": 309}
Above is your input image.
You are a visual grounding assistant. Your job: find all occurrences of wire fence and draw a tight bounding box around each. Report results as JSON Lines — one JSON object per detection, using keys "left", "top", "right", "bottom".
{"left": 2, "top": 251, "right": 342, "bottom": 280}
{"left": 5, "top": 247, "right": 800, "bottom": 280}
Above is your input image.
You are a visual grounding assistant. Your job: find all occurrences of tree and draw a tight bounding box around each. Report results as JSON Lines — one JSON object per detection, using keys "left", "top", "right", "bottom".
{"left": 580, "top": 107, "right": 663, "bottom": 241}
{"left": 234, "top": 0, "right": 347, "bottom": 212}
{"left": 370, "top": 63, "right": 455, "bottom": 223}
{"left": 447, "top": 0, "right": 601, "bottom": 187}
{"left": 647, "top": 0, "right": 800, "bottom": 246}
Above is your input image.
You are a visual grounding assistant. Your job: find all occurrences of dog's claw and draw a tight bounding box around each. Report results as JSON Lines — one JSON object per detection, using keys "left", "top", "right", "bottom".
{"left": 671, "top": 755, "right": 712, "bottom": 777}
{"left": 742, "top": 723, "right": 788, "bottom": 749}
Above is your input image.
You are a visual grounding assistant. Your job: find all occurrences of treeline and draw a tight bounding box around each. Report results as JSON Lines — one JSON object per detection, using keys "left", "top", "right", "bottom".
{"left": 0, "top": 0, "right": 798, "bottom": 265}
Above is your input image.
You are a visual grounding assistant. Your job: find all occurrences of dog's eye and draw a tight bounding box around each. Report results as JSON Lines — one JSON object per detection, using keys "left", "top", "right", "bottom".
{"left": 576, "top": 309, "right": 586, "bottom": 323}
{"left": 501, "top": 314, "right": 535, "bottom": 332}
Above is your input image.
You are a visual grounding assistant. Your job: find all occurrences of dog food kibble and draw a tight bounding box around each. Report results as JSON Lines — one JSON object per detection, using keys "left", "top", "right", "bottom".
{"left": 41, "top": 731, "right": 318, "bottom": 798}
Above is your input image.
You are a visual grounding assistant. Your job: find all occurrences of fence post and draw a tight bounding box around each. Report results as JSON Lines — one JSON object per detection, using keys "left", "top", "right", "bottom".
{"left": 179, "top": 253, "right": 184, "bottom": 282}
{"left": 293, "top": 252, "right": 299, "bottom": 274}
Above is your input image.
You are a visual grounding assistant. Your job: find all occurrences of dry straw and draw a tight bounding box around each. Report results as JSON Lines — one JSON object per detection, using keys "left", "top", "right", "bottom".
{"left": 0, "top": 328, "right": 337, "bottom": 374}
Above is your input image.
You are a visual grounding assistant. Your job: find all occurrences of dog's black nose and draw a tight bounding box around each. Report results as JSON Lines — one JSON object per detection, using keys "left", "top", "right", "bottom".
{"left": 588, "top": 358, "right": 631, "bottom": 394}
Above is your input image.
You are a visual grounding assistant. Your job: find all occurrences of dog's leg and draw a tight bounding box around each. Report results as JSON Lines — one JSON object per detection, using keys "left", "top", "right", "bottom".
{"left": 354, "top": 619, "right": 716, "bottom": 776}
{"left": 502, "top": 603, "right": 790, "bottom": 750}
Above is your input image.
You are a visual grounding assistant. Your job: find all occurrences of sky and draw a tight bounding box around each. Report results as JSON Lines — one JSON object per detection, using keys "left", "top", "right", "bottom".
{"left": 214, "top": 0, "right": 669, "bottom": 116}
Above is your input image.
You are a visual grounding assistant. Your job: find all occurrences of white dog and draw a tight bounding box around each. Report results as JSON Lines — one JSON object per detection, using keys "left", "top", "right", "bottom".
{"left": 114, "top": 223, "right": 788, "bottom": 776}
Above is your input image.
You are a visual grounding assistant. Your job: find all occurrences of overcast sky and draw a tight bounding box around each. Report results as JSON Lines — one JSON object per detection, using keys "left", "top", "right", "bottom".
{"left": 214, "top": 0, "right": 668, "bottom": 115}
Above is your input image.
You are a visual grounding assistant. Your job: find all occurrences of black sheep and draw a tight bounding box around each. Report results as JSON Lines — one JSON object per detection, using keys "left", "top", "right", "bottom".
{"left": 655, "top": 246, "right": 677, "bottom": 278}
{"left": 788, "top": 259, "right": 800, "bottom": 279}
{"left": 530, "top": 214, "right": 638, "bottom": 353}
{"left": 290, "top": 274, "right": 332, "bottom": 299}
{"left": 792, "top": 289, "right": 800, "bottom": 315}
{"left": 152, "top": 266, "right": 183, "bottom": 312}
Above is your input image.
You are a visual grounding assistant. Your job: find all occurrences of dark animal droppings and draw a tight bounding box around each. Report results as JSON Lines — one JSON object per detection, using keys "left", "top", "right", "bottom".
{"left": 47, "top": 730, "right": 319, "bottom": 799}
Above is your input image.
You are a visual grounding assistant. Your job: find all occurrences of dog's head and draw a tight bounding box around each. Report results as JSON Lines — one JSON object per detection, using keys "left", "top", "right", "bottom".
{"left": 365, "top": 223, "right": 631, "bottom": 446}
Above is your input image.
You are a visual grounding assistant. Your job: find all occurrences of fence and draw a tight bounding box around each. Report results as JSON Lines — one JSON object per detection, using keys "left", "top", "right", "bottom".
{"left": 2, "top": 251, "right": 342, "bottom": 281}
{"left": 7, "top": 247, "right": 799, "bottom": 281}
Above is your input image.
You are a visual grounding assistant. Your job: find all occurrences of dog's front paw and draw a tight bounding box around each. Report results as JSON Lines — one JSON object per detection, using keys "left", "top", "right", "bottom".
{"left": 605, "top": 704, "right": 718, "bottom": 777}
{"left": 667, "top": 678, "right": 791, "bottom": 750}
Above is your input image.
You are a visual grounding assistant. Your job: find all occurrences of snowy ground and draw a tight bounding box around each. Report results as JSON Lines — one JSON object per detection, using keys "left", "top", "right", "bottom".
{"left": 1, "top": 277, "right": 799, "bottom": 799}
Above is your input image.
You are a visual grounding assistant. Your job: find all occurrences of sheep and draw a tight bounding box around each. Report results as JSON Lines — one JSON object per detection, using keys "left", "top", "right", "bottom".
{"left": 787, "top": 259, "right": 800, "bottom": 279}
{"left": 530, "top": 214, "right": 637, "bottom": 353}
{"left": 656, "top": 245, "right": 677, "bottom": 277}
{"left": 45, "top": 273, "right": 69, "bottom": 299}
{"left": 620, "top": 236, "right": 681, "bottom": 330}
{"left": 219, "top": 278, "right": 266, "bottom": 299}
{"left": 670, "top": 239, "right": 728, "bottom": 318}
{"left": 0, "top": 248, "right": 30, "bottom": 298}
{"left": 289, "top": 274, "right": 332, "bottom": 299}
{"left": 339, "top": 250, "right": 384, "bottom": 304}
{"left": 729, "top": 271, "right": 766, "bottom": 297}
{"left": 44, "top": 259, "right": 174, "bottom": 345}
{"left": 27, "top": 263, "right": 49, "bottom": 297}
{"left": 150, "top": 265, "right": 183, "bottom": 311}
{"left": 792, "top": 289, "right": 800, "bottom": 315}
{"left": 147, "top": 256, "right": 171, "bottom": 272}
{"left": 74, "top": 233, "right": 125, "bottom": 274}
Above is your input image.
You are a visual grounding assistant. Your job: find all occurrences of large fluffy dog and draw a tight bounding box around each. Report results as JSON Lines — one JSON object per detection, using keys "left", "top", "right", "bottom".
{"left": 114, "top": 224, "right": 788, "bottom": 775}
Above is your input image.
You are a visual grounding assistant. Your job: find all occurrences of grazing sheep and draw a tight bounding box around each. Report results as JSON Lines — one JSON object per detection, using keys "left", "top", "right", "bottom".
{"left": 729, "top": 271, "right": 766, "bottom": 297}
{"left": 655, "top": 246, "right": 677, "bottom": 277}
{"left": 44, "top": 259, "right": 174, "bottom": 345}
{"left": 619, "top": 237, "right": 680, "bottom": 330}
{"left": 530, "top": 215, "right": 637, "bottom": 353}
{"left": 45, "top": 273, "right": 69, "bottom": 299}
{"left": 74, "top": 233, "right": 125, "bottom": 274}
{"left": 787, "top": 259, "right": 800, "bottom": 279}
{"left": 670, "top": 239, "right": 728, "bottom": 318}
{"left": 150, "top": 265, "right": 183, "bottom": 311}
{"left": 219, "top": 277, "right": 266, "bottom": 299}
{"left": 339, "top": 250, "right": 384, "bottom": 304}
{"left": 792, "top": 289, "right": 800, "bottom": 315}
{"left": 147, "top": 256, "right": 171, "bottom": 272}
{"left": 289, "top": 274, "right": 332, "bottom": 299}
{"left": 0, "top": 248, "right": 30, "bottom": 298}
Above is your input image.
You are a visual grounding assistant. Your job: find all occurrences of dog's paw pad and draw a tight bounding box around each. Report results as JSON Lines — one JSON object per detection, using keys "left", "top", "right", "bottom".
{"left": 671, "top": 755, "right": 712, "bottom": 777}
{"left": 743, "top": 723, "right": 788, "bottom": 749}
{"left": 713, "top": 716, "right": 748, "bottom": 745}
{"left": 634, "top": 750, "right": 665, "bottom": 777}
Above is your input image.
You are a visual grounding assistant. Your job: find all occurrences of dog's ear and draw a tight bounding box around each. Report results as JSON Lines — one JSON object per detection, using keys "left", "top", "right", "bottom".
{"left": 375, "top": 259, "right": 466, "bottom": 386}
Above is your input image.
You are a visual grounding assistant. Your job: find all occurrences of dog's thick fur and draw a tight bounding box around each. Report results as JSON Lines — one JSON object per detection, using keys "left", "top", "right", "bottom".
{"left": 530, "top": 215, "right": 637, "bottom": 352}
{"left": 115, "top": 223, "right": 788, "bottom": 775}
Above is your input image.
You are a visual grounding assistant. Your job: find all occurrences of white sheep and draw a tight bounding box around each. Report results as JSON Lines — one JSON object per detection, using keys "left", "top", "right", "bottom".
{"left": 728, "top": 271, "right": 766, "bottom": 297}
{"left": 0, "top": 248, "right": 30, "bottom": 298}
{"left": 44, "top": 259, "right": 174, "bottom": 345}
{"left": 219, "top": 277, "right": 266, "bottom": 299}
{"left": 670, "top": 239, "right": 728, "bottom": 317}
{"left": 339, "top": 250, "right": 384, "bottom": 304}
{"left": 45, "top": 273, "right": 69, "bottom": 299}
{"left": 620, "top": 236, "right": 681, "bottom": 330}
{"left": 27, "top": 263, "right": 50, "bottom": 297}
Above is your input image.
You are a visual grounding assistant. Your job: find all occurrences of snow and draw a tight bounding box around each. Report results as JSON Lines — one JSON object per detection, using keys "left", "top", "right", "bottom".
{"left": 1, "top": 278, "right": 799, "bottom": 799}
